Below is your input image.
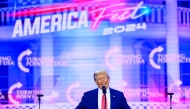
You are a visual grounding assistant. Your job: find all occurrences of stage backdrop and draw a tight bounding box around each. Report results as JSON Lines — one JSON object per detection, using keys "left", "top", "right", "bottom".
{"left": 0, "top": 0, "right": 190, "bottom": 109}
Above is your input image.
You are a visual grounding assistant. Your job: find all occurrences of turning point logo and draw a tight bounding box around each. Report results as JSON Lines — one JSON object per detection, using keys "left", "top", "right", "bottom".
{"left": 17, "top": 49, "right": 68, "bottom": 73}
{"left": 149, "top": 46, "right": 163, "bottom": 69}
{"left": 149, "top": 46, "right": 190, "bottom": 69}
{"left": 105, "top": 47, "right": 145, "bottom": 70}
{"left": 18, "top": 49, "right": 32, "bottom": 72}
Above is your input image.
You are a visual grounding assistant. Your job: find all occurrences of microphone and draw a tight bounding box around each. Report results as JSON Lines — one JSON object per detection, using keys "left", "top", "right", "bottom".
{"left": 167, "top": 93, "right": 174, "bottom": 96}
{"left": 37, "top": 94, "right": 44, "bottom": 97}
{"left": 102, "top": 86, "right": 106, "bottom": 94}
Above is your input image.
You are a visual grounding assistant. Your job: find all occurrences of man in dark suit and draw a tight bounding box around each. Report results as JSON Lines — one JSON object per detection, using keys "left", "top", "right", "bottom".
{"left": 76, "top": 70, "right": 131, "bottom": 109}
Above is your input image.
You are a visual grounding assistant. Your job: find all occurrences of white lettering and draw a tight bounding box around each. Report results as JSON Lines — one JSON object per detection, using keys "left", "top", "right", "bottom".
{"left": 16, "top": 90, "right": 41, "bottom": 99}
{"left": 26, "top": 57, "right": 68, "bottom": 66}
{"left": 51, "top": 14, "right": 62, "bottom": 32}
{"left": 157, "top": 54, "right": 190, "bottom": 63}
{"left": 103, "top": 23, "right": 146, "bottom": 35}
{"left": 41, "top": 15, "right": 51, "bottom": 33}
{"left": 12, "top": 20, "right": 23, "bottom": 38}
{"left": 67, "top": 12, "right": 78, "bottom": 29}
{"left": 126, "top": 24, "right": 136, "bottom": 32}
{"left": 62, "top": 13, "right": 67, "bottom": 30}
{"left": 0, "top": 56, "right": 14, "bottom": 66}
{"left": 103, "top": 27, "right": 113, "bottom": 35}
{"left": 24, "top": 17, "right": 40, "bottom": 36}
{"left": 77, "top": 11, "right": 88, "bottom": 28}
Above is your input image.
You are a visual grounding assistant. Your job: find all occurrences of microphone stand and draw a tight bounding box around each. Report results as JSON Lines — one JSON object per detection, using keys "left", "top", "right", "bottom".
{"left": 37, "top": 94, "right": 44, "bottom": 109}
{"left": 167, "top": 93, "right": 174, "bottom": 109}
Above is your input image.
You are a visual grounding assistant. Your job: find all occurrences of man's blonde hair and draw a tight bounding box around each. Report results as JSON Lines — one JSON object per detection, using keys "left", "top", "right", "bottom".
{"left": 94, "top": 70, "right": 109, "bottom": 81}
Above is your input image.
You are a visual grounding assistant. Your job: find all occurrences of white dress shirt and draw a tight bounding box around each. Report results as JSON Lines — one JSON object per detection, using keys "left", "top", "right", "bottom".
{"left": 98, "top": 87, "right": 110, "bottom": 109}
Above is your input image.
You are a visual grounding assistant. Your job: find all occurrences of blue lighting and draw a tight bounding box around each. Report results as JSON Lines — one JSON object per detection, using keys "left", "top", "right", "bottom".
{"left": 142, "top": 7, "right": 151, "bottom": 15}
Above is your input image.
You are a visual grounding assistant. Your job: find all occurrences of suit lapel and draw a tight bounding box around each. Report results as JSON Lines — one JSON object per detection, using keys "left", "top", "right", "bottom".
{"left": 110, "top": 88, "right": 116, "bottom": 109}
{"left": 92, "top": 89, "right": 98, "bottom": 109}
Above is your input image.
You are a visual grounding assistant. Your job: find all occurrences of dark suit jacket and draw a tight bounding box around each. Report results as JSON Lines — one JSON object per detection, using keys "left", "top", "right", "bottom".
{"left": 75, "top": 88, "right": 131, "bottom": 109}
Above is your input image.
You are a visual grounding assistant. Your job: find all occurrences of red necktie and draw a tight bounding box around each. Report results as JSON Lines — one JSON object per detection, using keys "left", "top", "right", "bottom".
{"left": 101, "top": 94, "right": 108, "bottom": 109}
